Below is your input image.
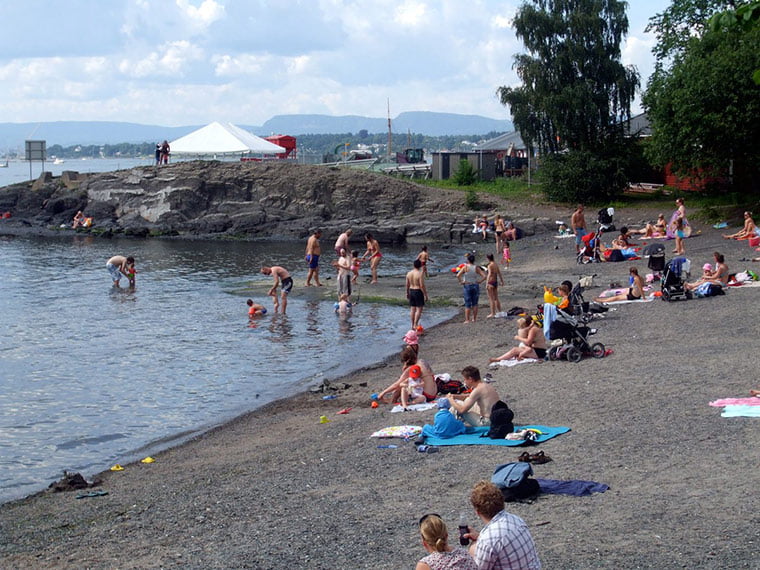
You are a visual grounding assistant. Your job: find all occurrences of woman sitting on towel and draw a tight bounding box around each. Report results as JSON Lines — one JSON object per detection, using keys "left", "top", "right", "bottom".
{"left": 489, "top": 317, "right": 547, "bottom": 362}
{"left": 376, "top": 344, "right": 437, "bottom": 404}
{"left": 594, "top": 267, "right": 644, "bottom": 303}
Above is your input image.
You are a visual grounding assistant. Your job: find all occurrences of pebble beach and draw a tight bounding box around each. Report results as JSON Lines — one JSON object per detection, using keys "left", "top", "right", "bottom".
{"left": 1, "top": 205, "right": 759, "bottom": 569}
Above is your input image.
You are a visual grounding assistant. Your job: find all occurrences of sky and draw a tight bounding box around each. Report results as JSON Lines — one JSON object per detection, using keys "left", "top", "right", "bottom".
{"left": 0, "top": 0, "right": 670, "bottom": 127}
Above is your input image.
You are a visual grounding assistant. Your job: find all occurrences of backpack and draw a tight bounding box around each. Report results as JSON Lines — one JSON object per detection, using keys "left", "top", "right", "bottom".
{"left": 491, "top": 462, "right": 540, "bottom": 502}
{"left": 485, "top": 400, "right": 514, "bottom": 439}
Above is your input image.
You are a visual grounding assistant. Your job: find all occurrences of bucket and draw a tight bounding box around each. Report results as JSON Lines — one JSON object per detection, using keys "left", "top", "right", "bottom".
{"left": 749, "top": 237, "right": 760, "bottom": 247}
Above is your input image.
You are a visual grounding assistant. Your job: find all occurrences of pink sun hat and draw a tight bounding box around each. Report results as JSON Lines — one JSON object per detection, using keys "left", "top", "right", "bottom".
{"left": 403, "top": 330, "right": 419, "bottom": 345}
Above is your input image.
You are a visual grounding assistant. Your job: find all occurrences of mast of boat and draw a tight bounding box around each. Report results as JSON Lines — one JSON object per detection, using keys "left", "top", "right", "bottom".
{"left": 386, "top": 98, "right": 392, "bottom": 159}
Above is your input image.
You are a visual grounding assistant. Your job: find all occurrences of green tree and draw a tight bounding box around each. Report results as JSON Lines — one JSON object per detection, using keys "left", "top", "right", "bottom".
{"left": 643, "top": 24, "right": 760, "bottom": 193}
{"left": 498, "top": 0, "right": 639, "bottom": 201}
{"left": 710, "top": 0, "right": 760, "bottom": 83}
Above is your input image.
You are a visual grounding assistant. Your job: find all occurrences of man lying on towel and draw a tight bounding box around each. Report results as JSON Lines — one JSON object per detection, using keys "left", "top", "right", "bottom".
{"left": 447, "top": 366, "right": 501, "bottom": 427}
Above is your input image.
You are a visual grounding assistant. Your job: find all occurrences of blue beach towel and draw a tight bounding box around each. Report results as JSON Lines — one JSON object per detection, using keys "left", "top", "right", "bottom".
{"left": 421, "top": 424, "right": 570, "bottom": 447}
{"left": 721, "top": 405, "right": 760, "bottom": 418}
{"left": 536, "top": 478, "right": 609, "bottom": 496}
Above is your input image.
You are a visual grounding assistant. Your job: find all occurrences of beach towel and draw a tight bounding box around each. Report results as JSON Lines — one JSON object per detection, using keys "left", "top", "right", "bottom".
{"left": 720, "top": 405, "right": 760, "bottom": 418}
{"left": 390, "top": 402, "right": 437, "bottom": 413}
{"left": 709, "top": 397, "right": 760, "bottom": 407}
{"left": 536, "top": 478, "right": 609, "bottom": 496}
{"left": 370, "top": 425, "right": 422, "bottom": 438}
{"left": 421, "top": 425, "right": 570, "bottom": 447}
{"left": 489, "top": 358, "right": 538, "bottom": 368}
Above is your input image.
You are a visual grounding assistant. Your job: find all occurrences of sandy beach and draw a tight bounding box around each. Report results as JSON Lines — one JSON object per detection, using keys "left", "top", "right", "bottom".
{"left": 1, "top": 208, "right": 759, "bottom": 569}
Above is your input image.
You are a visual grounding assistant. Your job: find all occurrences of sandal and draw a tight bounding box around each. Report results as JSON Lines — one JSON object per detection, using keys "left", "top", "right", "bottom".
{"left": 517, "top": 451, "right": 531, "bottom": 462}
{"left": 529, "top": 450, "right": 552, "bottom": 464}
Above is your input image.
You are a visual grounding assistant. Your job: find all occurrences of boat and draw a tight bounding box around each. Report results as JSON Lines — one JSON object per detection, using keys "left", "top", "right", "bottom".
{"left": 0, "top": 159, "right": 8, "bottom": 168}
{"left": 53, "top": 158, "right": 65, "bottom": 165}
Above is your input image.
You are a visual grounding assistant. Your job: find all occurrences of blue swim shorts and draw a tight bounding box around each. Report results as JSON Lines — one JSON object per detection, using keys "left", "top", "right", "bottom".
{"left": 463, "top": 283, "right": 480, "bottom": 308}
{"left": 106, "top": 262, "right": 121, "bottom": 282}
{"left": 308, "top": 254, "right": 319, "bottom": 269}
{"left": 575, "top": 228, "right": 587, "bottom": 246}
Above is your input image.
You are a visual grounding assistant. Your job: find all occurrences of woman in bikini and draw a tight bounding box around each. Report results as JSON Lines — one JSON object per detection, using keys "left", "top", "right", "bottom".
{"left": 493, "top": 214, "right": 507, "bottom": 253}
{"left": 485, "top": 253, "right": 505, "bottom": 318}
{"left": 362, "top": 232, "right": 382, "bottom": 284}
{"left": 723, "top": 212, "right": 758, "bottom": 240}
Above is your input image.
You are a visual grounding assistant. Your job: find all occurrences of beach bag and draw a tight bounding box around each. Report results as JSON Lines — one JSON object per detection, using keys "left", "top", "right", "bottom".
{"left": 485, "top": 400, "right": 515, "bottom": 439}
{"left": 491, "top": 462, "right": 540, "bottom": 502}
{"left": 507, "top": 306, "right": 528, "bottom": 317}
{"left": 435, "top": 375, "right": 465, "bottom": 395}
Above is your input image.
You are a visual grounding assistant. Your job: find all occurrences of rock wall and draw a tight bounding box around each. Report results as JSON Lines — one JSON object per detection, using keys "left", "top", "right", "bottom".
{"left": 0, "top": 160, "right": 560, "bottom": 243}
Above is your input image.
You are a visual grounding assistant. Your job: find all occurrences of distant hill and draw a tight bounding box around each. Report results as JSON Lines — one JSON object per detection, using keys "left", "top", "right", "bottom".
{"left": 0, "top": 113, "right": 512, "bottom": 148}
{"left": 257, "top": 112, "right": 512, "bottom": 136}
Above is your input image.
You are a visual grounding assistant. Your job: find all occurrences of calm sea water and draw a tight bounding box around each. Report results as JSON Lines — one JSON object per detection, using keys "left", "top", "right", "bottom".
{"left": 0, "top": 235, "right": 463, "bottom": 503}
{"left": 0, "top": 157, "right": 153, "bottom": 187}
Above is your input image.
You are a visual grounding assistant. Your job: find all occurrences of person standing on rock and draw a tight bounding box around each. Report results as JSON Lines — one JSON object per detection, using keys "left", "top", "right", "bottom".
{"left": 261, "top": 265, "right": 293, "bottom": 314}
{"left": 334, "top": 228, "right": 352, "bottom": 256}
{"left": 362, "top": 232, "right": 382, "bottom": 284}
{"left": 406, "top": 258, "right": 428, "bottom": 330}
{"left": 160, "top": 140, "right": 170, "bottom": 165}
{"left": 305, "top": 229, "right": 323, "bottom": 286}
{"left": 571, "top": 204, "right": 587, "bottom": 254}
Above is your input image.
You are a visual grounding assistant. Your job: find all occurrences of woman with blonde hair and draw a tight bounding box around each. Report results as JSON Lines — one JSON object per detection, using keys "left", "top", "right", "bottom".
{"left": 416, "top": 514, "right": 477, "bottom": 570}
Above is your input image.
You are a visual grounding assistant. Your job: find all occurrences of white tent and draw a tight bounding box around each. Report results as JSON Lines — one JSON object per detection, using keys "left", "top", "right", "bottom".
{"left": 169, "top": 121, "right": 286, "bottom": 156}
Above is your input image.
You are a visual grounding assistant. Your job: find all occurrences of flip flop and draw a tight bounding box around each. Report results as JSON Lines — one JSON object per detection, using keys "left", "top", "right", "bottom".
{"left": 336, "top": 407, "right": 352, "bottom": 415}
{"left": 518, "top": 451, "right": 531, "bottom": 462}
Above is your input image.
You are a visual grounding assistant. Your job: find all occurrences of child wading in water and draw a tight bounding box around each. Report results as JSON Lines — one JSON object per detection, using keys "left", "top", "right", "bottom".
{"left": 351, "top": 250, "right": 361, "bottom": 283}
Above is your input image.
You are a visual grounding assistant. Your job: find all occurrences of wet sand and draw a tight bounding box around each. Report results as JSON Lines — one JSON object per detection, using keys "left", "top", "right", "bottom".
{"left": 1, "top": 210, "right": 759, "bottom": 569}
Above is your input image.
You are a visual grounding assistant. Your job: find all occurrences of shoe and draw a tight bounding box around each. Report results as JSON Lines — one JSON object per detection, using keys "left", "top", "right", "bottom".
{"left": 530, "top": 450, "right": 552, "bottom": 464}
{"left": 518, "top": 451, "right": 531, "bottom": 462}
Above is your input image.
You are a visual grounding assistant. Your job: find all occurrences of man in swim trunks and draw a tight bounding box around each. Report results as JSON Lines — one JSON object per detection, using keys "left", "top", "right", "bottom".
{"left": 106, "top": 255, "right": 135, "bottom": 287}
{"left": 571, "top": 204, "right": 587, "bottom": 254}
{"left": 261, "top": 265, "right": 293, "bottom": 314}
{"left": 447, "top": 366, "right": 500, "bottom": 427}
{"left": 405, "top": 259, "right": 429, "bottom": 330}
{"left": 305, "top": 229, "right": 323, "bottom": 286}
{"left": 334, "top": 228, "right": 352, "bottom": 256}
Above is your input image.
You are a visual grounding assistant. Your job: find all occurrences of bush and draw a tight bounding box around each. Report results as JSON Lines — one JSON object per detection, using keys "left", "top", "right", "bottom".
{"left": 453, "top": 159, "right": 478, "bottom": 186}
{"left": 541, "top": 149, "right": 629, "bottom": 203}
{"left": 465, "top": 187, "right": 478, "bottom": 209}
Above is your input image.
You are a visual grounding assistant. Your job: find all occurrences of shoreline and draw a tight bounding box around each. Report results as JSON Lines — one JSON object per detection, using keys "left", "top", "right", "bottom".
{"left": 2, "top": 215, "right": 759, "bottom": 568}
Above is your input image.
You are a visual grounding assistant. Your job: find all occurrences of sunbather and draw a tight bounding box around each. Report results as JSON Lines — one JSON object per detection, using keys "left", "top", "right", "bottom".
{"left": 594, "top": 267, "right": 644, "bottom": 302}
{"left": 723, "top": 212, "right": 758, "bottom": 240}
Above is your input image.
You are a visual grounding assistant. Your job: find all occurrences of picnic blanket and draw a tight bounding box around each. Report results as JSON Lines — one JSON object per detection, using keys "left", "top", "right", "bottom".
{"left": 421, "top": 424, "right": 570, "bottom": 447}
{"left": 721, "top": 405, "right": 760, "bottom": 418}
{"left": 536, "top": 478, "right": 609, "bottom": 496}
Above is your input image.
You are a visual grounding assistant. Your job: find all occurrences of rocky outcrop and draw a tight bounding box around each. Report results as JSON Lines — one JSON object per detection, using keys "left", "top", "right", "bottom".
{"left": 0, "top": 160, "right": 562, "bottom": 243}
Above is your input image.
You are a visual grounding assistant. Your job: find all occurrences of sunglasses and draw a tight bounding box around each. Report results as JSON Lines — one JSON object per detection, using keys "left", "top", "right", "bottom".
{"left": 418, "top": 513, "right": 441, "bottom": 526}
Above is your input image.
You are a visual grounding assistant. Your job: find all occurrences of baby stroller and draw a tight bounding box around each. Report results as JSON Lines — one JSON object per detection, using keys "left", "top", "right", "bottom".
{"left": 597, "top": 207, "right": 616, "bottom": 233}
{"left": 661, "top": 257, "right": 691, "bottom": 301}
{"left": 577, "top": 231, "right": 602, "bottom": 264}
{"left": 643, "top": 243, "right": 666, "bottom": 279}
{"left": 546, "top": 307, "right": 606, "bottom": 363}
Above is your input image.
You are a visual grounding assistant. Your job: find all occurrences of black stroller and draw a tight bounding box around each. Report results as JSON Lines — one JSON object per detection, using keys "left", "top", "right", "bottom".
{"left": 643, "top": 243, "right": 666, "bottom": 279}
{"left": 661, "top": 257, "right": 691, "bottom": 301}
{"left": 597, "top": 207, "right": 616, "bottom": 233}
{"left": 546, "top": 307, "right": 606, "bottom": 363}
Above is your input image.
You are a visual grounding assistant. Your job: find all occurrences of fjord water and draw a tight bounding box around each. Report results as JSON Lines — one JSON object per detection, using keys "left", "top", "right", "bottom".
{"left": 0, "top": 234, "right": 460, "bottom": 503}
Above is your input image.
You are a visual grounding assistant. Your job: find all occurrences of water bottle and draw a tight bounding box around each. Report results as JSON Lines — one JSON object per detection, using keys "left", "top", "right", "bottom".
{"left": 322, "top": 394, "right": 337, "bottom": 400}
{"left": 458, "top": 513, "right": 470, "bottom": 546}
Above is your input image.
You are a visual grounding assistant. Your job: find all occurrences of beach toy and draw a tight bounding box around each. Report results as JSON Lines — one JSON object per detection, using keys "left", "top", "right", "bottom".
{"left": 110, "top": 464, "right": 124, "bottom": 471}
{"left": 337, "top": 408, "right": 352, "bottom": 415}
{"left": 370, "top": 392, "right": 379, "bottom": 400}
{"left": 319, "top": 415, "right": 330, "bottom": 424}
{"left": 140, "top": 457, "right": 155, "bottom": 463}
{"left": 543, "top": 287, "right": 561, "bottom": 305}
{"left": 371, "top": 401, "right": 379, "bottom": 408}
{"left": 322, "top": 394, "right": 338, "bottom": 400}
